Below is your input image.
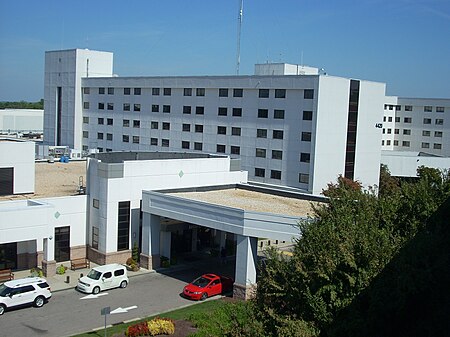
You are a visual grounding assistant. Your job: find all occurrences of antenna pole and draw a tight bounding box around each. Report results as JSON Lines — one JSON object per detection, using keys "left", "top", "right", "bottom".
{"left": 236, "top": 0, "right": 243, "bottom": 75}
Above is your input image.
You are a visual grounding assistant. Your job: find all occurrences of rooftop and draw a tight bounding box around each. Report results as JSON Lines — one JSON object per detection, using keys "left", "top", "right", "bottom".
{"left": 0, "top": 161, "right": 87, "bottom": 201}
{"left": 168, "top": 188, "right": 318, "bottom": 217}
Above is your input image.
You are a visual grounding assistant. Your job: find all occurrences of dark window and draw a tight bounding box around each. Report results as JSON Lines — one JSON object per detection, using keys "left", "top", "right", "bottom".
{"left": 83, "top": 87, "right": 90, "bottom": 94}
{"left": 232, "top": 108, "right": 242, "bottom": 117}
{"left": 423, "top": 118, "right": 431, "bottom": 124}
{"left": 219, "top": 88, "right": 229, "bottom": 97}
{"left": 184, "top": 88, "right": 192, "bottom": 96}
{"left": 196, "top": 106, "right": 204, "bottom": 115}
{"left": 218, "top": 107, "right": 227, "bottom": 116}
{"left": 194, "top": 142, "right": 203, "bottom": 150}
{"left": 163, "top": 105, "right": 171, "bottom": 113}
{"left": 304, "top": 89, "right": 314, "bottom": 99}
{"left": 99, "top": 87, "right": 105, "bottom": 94}
{"left": 299, "top": 173, "right": 309, "bottom": 184}
{"left": 424, "top": 106, "right": 432, "bottom": 112}
{"left": 301, "top": 132, "right": 311, "bottom": 141}
{"left": 107, "top": 103, "right": 114, "bottom": 110}
{"left": 233, "top": 88, "right": 243, "bottom": 97}
{"left": 0, "top": 167, "right": 14, "bottom": 195}
{"left": 133, "top": 120, "right": 140, "bottom": 128}
{"left": 117, "top": 201, "right": 130, "bottom": 251}
{"left": 303, "top": 110, "right": 313, "bottom": 120}
{"left": 83, "top": 102, "right": 89, "bottom": 109}
{"left": 54, "top": 226, "right": 70, "bottom": 262}
{"left": 108, "top": 88, "right": 114, "bottom": 95}
{"left": 275, "top": 89, "right": 286, "bottom": 98}
{"left": 162, "top": 139, "right": 169, "bottom": 147}
{"left": 163, "top": 88, "right": 171, "bottom": 96}
{"left": 114, "top": 269, "right": 125, "bottom": 276}
{"left": 232, "top": 127, "right": 241, "bottom": 136}
{"left": 259, "top": 89, "right": 269, "bottom": 98}
{"left": 231, "top": 146, "right": 240, "bottom": 155}
{"left": 183, "top": 106, "right": 191, "bottom": 114}
{"left": 217, "top": 126, "right": 226, "bottom": 135}
{"left": 195, "top": 124, "right": 203, "bottom": 133}
{"left": 107, "top": 118, "right": 113, "bottom": 126}
{"left": 123, "top": 119, "right": 130, "bottom": 127}
{"left": 404, "top": 117, "right": 412, "bottom": 123}
{"left": 123, "top": 135, "right": 129, "bottom": 142}
{"left": 270, "top": 170, "right": 281, "bottom": 179}
{"left": 273, "top": 130, "right": 284, "bottom": 139}
{"left": 152, "top": 88, "right": 160, "bottom": 95}
{"left": 258, "top": 109, "right": 268, "bottom": 118}
{"left": 196, "top": 88, "right": 205, "bottom": 96}
{"left": 163, "top": 122, "right": 170, "bottom": 130}
{"left": 274, "top": 109, "right": 285, "bottom": 119}
{"left": 103, "top": 272, "right": 112, "bottom": 279}
{"left": 272, "top": 150, "right": 283, "bottom": 160}
{"left": 97, "top": 132, "right": 103, "bottom": 140}
{"left": 134, "top": 104, "right": 141, "bottom": 112}
{"left": 133, "top": 136, "right": 140, "bottom": 144}
{"left": 256, "top": 148, "right": 266, "bottom": 158}
{"left": 98, "top": 118, "right": 104, "bottom": 125}
{"left": 216, "top": 144, "right": 225, "bottom": 153}
{"left": 152, "top": 104, "right": 159, "bottom": 112}
{"left": 134, "top": 88, "right": 141, "bottom": 95}
{"left": 124, "top": 88, "right": 131, "bottom": 95}
{"left": 182, "top": 124, "right": 190, "bottom": 132}
{"left": 98, "top": 103, "right": 104, "bottom": 110}
{"left": 257, "top": 129, "right": 267, "bottom": 138}
{"left": 255, "top": 168, "right": 265, "bottom": 177}
{"left": 123, "top": 103, "right": 130, "bottom": 111}
{"left": 151, "top": 121, "right": 158, "bottom": 129}
{"left": 300, "top": 153, "right": 310, "bottom": 163}
{"left": 405, "top": 105, "right": 412, "bottom": 111}
{"left": 182, "top": 141, "right": 190, "bottom": 149}
{"left": 151, "top": 138, "right": 158, "bottom": 145}
{"left": 107, "top": 133, "right": 113, "bottom": 141}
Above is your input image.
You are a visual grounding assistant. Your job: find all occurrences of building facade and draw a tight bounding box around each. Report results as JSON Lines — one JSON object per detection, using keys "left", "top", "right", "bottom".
{"left": 44, "top": 49, "right": 386, "bottom": 195}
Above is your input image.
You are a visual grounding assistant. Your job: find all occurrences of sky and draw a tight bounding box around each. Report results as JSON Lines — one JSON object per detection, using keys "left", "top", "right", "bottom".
{"left": 1, "top": 0, "right": 449, "bottom": 101}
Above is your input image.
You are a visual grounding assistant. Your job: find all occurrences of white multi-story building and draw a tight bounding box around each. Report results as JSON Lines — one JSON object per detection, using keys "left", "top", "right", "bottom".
{"left": 382, "top": 97, "right": 449, "bottom": 155}
{"left": 44, "top": 49, "right": 386, "bottom": 195}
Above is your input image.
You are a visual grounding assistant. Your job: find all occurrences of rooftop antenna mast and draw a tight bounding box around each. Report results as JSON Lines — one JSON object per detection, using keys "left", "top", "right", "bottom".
{"left": 236, "top": 0, "right": 243, "bottom": 75}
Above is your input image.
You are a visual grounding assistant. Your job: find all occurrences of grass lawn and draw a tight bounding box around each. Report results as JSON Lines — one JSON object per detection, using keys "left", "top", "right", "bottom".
{"left": 72, "top": 299, "right": 224, "bottom": 337}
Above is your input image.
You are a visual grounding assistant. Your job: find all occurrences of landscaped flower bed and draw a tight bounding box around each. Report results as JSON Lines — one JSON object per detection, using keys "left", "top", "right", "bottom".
{"left": 125, "top": 317, "right": 175, "bottom": 337}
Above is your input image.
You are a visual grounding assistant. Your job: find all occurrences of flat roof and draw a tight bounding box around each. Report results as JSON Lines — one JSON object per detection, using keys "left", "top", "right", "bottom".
{"left": 0, "top": 161, "right": 87, "bottom": 201}
{"left": 91, "top": 151, "right": 227, "bottom": 163}
{"left": 168, "top": 188, "right": 318, "bottom": 217}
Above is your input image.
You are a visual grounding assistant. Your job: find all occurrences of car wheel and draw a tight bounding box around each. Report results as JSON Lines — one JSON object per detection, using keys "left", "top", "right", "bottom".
{"left": 92, "top": 286, "right": 100, "bottom": 295}
{"left": 200, "top": 292, "right": 208, "bottom": 301}
{"left": 34, "top": 296, "right": 45, "bottom": 308}
{"left": 0, "top": 304, "right": 5, "bottom": 315}
{"left": 120, "top": 280, "right": 128, "bottom": 289}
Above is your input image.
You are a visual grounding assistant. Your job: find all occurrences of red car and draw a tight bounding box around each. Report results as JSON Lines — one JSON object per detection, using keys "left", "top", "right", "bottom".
{"left": 183, "top": 273, "right": 234, "bottom": 301}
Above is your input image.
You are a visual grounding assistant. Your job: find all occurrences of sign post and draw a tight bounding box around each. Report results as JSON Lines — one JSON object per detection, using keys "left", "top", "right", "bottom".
{"left": 101, "top": 306, "right": 110, "bottom": 337}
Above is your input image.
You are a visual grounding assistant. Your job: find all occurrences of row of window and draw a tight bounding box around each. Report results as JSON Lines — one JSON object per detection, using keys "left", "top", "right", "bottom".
{"left": 254, "top": 168, "right": 309, "bottom": 184}
{"left": 383, "top": 128, "right": 443, "bottom": 137}
{"left": 382, "top": 139, "right": 442, "bottom": 149}
{"left": 83, "top": 87, "right": 315, "bottom": 99}
{"left": 384, "top": 104, "right": 445, "bottom": 113}
{"left": 85, "top": 103, "right": 314, "bottom": 121}
{"left": 392, "top": 117, "right": 444, "bottom": 125}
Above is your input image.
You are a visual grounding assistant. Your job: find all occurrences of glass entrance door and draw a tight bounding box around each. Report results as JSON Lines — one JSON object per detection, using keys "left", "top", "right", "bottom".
{"left": 54, "top": 226, "right": 70, "bottom": 262}
{"left": 0, "top": 242, "right": 17, "bottom": 270}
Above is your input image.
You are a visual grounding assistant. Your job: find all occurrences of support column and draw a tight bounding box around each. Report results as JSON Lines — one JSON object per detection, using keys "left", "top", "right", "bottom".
{"left": 42, "top": 237, "right": 56, "bottom": 277}
{"left": 140, "top": 213, "right": 161, "bottom": 270}
{"left": 191, "top": 227, "right": 198, "bottom": 252}
{"left": 234, "top": 235, "right": 258, "bottom": 300}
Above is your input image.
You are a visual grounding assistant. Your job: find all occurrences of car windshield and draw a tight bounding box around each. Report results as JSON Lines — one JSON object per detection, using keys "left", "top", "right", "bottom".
{"left": 191, "top": 277, "right": 210, "bottom": 288}
{"left": 0, "top": 284, "right": 12, "bottom": 297}
{"left": 87, "top": 269, "right": 102, "bottom": 280}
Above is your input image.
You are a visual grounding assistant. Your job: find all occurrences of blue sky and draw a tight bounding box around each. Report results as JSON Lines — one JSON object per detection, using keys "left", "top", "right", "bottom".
{"left": 1, "top": 0, "right": 449, "bottom": 101}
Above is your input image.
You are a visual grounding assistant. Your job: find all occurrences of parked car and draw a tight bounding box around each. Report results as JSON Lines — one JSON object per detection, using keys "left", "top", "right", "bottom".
{"left": 77, "top": 263, "right": 129, "bottom": 294}
{"left": 0, "top": 277, "right": 52, "bottom": 315}
{"left": 183, "top": 273, "right": 234, "bottom": 301}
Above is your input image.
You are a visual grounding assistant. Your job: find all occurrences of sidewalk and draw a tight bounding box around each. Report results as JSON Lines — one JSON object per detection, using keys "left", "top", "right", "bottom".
{"left": 11, "top": 262, "right": 155, "bottom": 292}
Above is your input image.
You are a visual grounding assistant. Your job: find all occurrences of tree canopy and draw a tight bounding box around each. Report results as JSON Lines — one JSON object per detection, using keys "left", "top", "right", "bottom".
{"left": 0, "top": 99, "right": 43, "bottom": 110}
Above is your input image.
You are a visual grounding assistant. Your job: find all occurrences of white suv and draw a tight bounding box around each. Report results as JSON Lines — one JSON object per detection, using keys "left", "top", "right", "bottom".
{"left": 0, "top": 277, "right": 52, "bottom": 315}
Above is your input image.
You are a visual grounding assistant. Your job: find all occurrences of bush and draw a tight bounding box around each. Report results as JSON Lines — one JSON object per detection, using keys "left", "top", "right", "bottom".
{"left": 125, "top": 318, "right": 174, "bottom": 337}
{"left": 30, "top": 267, "right": 43, "bottom": 277}
{"left": 56, "top": 264, "right": 66, "bottom": 275}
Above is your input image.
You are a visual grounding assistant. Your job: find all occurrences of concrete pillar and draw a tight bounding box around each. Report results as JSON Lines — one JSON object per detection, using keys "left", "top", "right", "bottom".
{"left": 191, "top": 227, "right": 198, "bottom": 252}
{"left": 219, "top": 231, "right": 227, "bottom": 250}
{"left": 140, "top": 213, "right": 161, "bottom": 270}
{"left": 234, "top": 235, "right": 258, "bottom": 300}
{"left": 42, "top": 237, "right": 56, "bottom": 277}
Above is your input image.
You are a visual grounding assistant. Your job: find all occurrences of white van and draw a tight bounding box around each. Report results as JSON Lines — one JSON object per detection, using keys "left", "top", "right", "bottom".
{"left": 76, "top": 263, "right": 129, "bottom": 294}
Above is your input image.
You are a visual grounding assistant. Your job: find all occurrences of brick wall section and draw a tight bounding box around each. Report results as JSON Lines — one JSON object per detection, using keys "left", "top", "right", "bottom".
{"left": 87, "top": 246, "right": 131, "bottom": 265}
{"left": 70, "top": 245, "right": 87, "bottom": 260}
